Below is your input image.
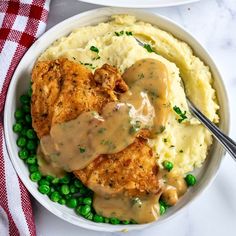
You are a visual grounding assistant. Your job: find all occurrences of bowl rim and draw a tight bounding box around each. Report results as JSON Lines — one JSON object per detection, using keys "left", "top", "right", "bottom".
{"left": 3, "top": 7, "right": 230, "bottom": 232}
{"left": 78, "top": 0, "right": 199, "bottom": 8}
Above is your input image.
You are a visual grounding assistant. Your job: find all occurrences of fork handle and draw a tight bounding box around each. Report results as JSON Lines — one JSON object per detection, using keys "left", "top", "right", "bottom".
{"left": 187, "top": 99, "right": 236, "bottom": 160}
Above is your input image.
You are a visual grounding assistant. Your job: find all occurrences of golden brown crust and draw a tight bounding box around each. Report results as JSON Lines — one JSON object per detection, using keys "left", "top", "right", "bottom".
{"left": 31, "top": 59, "right": 116, "bottom": 138}
{"left": 73, "top": 138, "right": 160, "bottom": 197}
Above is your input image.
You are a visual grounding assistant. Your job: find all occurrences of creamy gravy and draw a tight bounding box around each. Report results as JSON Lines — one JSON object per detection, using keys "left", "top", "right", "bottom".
{"left": 37, "top": 58, "right": 175, "bottom": 223}
{"left": 122, "top": 59, "right": 169, "bottom": 137}
{"left": 39, "top": 58, "right": 169, "bottom": 175}
{"left": 39, "top": 101, "right": 153, "bottom": 173}
{"left": 92, "top": 170, "right": 187, "bottom": 223}
{"left": 93, "top": 193, "right": 161, "bottom": 224}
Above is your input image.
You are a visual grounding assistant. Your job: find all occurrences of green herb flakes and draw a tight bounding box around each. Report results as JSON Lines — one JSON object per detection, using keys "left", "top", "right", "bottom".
{"left": 173, "top": 106, "right": 187, "bottom": 123}
{"left": 144, "top": 44, "right": 155, "bottom": 53}
{"left": 79, "top": 147, "right": 86, "bottom": 153}
{"left": 90, "top": 46, "right": 99, "bottom": 53}
{"left": 115, "top": 31, "right": 133, "bottom": 36}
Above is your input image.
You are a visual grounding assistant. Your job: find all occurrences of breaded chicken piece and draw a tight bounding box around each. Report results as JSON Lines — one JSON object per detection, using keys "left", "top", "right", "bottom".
{"left": 74, "top": 138, "right": 161, "bottom": 197}
{"left": 31, "top": 58, "right": 161, "bottom": 197}
{"left": 31, "top": 58, "right": 127, "bottom": 138}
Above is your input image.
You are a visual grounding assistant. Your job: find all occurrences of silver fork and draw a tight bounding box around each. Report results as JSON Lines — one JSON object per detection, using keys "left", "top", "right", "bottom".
{"left": 134, "top": 37, "right": 236, "bottom": 160}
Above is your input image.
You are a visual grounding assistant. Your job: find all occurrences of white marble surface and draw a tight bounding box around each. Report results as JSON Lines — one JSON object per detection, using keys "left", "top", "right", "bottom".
{"left": 33, "top": 0, "right": 236, "bottom": 235}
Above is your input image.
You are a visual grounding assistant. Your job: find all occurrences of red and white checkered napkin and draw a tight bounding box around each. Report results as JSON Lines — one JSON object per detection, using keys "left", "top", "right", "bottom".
{"left": 0, "top": 1, "right": 50, "bottom": 235}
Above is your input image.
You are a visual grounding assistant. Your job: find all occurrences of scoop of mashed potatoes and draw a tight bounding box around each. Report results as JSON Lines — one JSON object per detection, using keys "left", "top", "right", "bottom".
{"left": 39, "top": 15, "right": 219, "bottom": 174}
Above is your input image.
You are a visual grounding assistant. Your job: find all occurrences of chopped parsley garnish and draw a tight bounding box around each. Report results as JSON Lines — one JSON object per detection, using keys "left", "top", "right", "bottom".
{"left": 179, "top": 150, "right": 184, "bottom": 153}
{"left": 90, "top": 46, "right": 99, "bottom": 53}
{"left": 131, "top": 197, "right": 142, "bottom": 207}
{"left": 101, "top": 140, "right": 116, "bottom": 150}
{"left": 79, "top": 147, "right": 86, "bottom": 153}
{"left": 129, "top": 121, "right": 141, "bottom": 135}
{"left": 92, "top": 56, "right": 101, "bottom": 60}
{"left": 80, "top": 61, "right": 96, "bottom": 70}
{"left": 163, "top": 138, "right": 168, "bottom": 143}
{"left": 115, "top": 31, "right": 133, "bottom": 36}
{"left": 138, "top": 73, "right": 144, "bottom": 80}
{"left": 115, "top": 31, "right": 124, "bottom": 36}
{"left": 126, "top": 31, "right": 133, "bottom": 36}
{"left": 98, "top": 127, "right": 106, "bottom": 134}
{"left": 144, "top": 44, "right": 155, "bottom": 53}
{"left": 156, "top": 125, "right": 166, "bottom": 134}
{"left": 173, "top": 106, "right": 187, "bottom": 123}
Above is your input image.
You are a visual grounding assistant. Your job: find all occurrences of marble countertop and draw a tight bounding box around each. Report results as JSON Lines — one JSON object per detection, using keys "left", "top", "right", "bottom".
{"left": 34, "top": 0, "right": 236, "bottom": 235}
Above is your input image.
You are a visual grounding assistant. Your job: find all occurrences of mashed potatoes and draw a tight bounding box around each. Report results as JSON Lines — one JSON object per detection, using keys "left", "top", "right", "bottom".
{"left": 39, "top": 15, "right": 219, "bottom": 174}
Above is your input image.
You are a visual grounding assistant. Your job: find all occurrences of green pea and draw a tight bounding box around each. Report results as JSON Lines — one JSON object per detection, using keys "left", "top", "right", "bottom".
{"left": 85, "top": 212, "right": 93, "bottom": 221}
{"left": 160, "top": 204, "right": 166, "bottom": 215}
{"left": 59, "top": 174, "right": 71, "bottom": 184}
{"left": 18, "top": 149, "right": 29, "bottom": 160}
{"left": 21, "top": 128, "right": 28, "bottom": 136}
{"left": 66, "top": 198, "right": 78, "bottom": 208}
{"left": 22, "top": 104, "right": 30, "bottom": 113}
{"left": 79, "top": 187, "right": 88, "bottom": 195}
{"left": 50, "top": 191, "right": 61, "bottom": 202}
{"left": 20, "top": 94, "right": 30, "bottom": 105}
{"left": 17, "top": 119, "right": 26, "bottom": 126}
{"left": 13, "top": 123, "right": 23, "bottom": 133}
{"left": 83, "top": 197, "right": 92, "bottom": 205}
{"left": 76, "top": 206, "right": 83, "bottom": 215}
{"left": 50, "top": 186, "right": 55, "bottom": 193}
{"left": 185, "top": 174, "right": 197, "bottom": 186}
{"left": 26, "top": 129, "right": 36, "bottom": 139}
{"left": 58, "top": 198, "right": 66, "bottom": 205}
{"left": 14, "top": 109, "right": 24, "bottom": 120}
{"left": 162, "top": 160, "right": 173, "bottom": 172}
{"left": 52, "top": 178, "right": 60, "bottom": 185}
{"left": 26, "top": 155, "right": 37, "bottom": 165}
{"left": 28, "top": 164, "right": 38, "bottom": 173}
{"left": 61, "top": 184, "right": 70, "bottom": 195}
{"left": 79, "top": 205, "right": 91, "bottom": 216}
{"left": 74, "top": 179, "right": 83, "bottom": 188}
{"left": 64, "top": 194, "right": 72, "bottom": 200}
{"left": 17, "top": 137, "right": 27, "bottom": 147}
{"left": 45, "top": 175, "right": 54, "bottom": 182}
{"left": 25, "top": 114, "right": 32, "bottom": 124}
{"left": 38, "top": 184, "right": 50, "bottom": 194}
{"left": 110, "top": 217, "right": 120, "bottom": 225}
{"left": 93, "top": 214, "right": 104, "bottom": 223}
{"left": 30, "top": 171, "right": 41, "bottom": 182}
{"left": 130, "top": 219, "right": 137, "bottom": 224}
{"left": 69, "top": 185, "right": 78, "bottom": 194}
{"left": 26, "top": 140, "right": 37, "bottom": 151}
{"left": 39, "top": 179, "right": 50, "bottom": 186}
{"left": 77, "top": 197, "right": 84, "bottom": 204}
{"left": 104, "top": 218, "right": 110, "bottom": 223}
{"left": 122, "top": 220, "right": 130, "bottom": 225}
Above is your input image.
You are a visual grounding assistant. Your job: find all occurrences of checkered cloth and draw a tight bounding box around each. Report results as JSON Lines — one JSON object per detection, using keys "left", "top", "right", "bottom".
{"left": 0, "top": 1, "right": 50, "bottom": 235}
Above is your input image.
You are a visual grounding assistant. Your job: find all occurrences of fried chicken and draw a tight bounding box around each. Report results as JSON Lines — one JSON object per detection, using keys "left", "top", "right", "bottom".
{"left": 31, "top": 58, "right": 161, "bottom": 197}
{"left": 31, "top": 58, "right": 127, "bottom": 138}
{"left": 74, "top": 138, "right": 161, "bottom": 197}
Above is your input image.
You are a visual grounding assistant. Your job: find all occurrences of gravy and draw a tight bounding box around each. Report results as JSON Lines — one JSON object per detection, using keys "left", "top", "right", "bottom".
{"left": 122, "top": 58, "right": 169, "bottom": 137}
{"left": 37, "top": 59, "right": 174, "bottom": 223}
{"left": 39, "top": 101, "right": 153, "bottom": 173}
{"left": 39, "top": 58, "right": 169, "bottom": 175}
{"left": 93, "top": 193, "right": 161, "bottom": 224}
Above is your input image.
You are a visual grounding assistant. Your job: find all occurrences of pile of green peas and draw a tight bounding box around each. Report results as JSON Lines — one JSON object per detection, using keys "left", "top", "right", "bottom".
{"left": 13, "top": 89, "right": 136, "bottom": 225}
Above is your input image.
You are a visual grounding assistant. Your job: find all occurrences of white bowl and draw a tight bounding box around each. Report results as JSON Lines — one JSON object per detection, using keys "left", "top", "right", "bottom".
{"left": 4, "top": 7, "right": 229, "bottom": 232}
